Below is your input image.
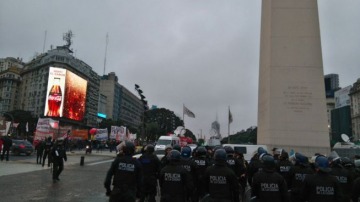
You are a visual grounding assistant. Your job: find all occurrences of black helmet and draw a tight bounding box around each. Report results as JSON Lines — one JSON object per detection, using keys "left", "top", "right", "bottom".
{"left": 224, "top": 146, "right": 234, "bottom": 155}
{"left": 261, "top": 154, "right": 275, "bottom": 169}
{"left": 168, "top": 150, "right": 181, "bottom": 162}
{"left": 257, "top": 147, "right": 267, "bottom": 156}
{"left": 196, "top": 146, "right": 207, "bottom": 156}
{"left": 123, "top": 141, "right": 135, "bottom": 155}
{"left": 145, "top": 144, "right": 155, "bottom": 153}
{"left": 341, "top": 157, "right": 354, "bottom": 168}
{"left": 214, "top": 149, "right": 227, "bottom": 161}
{"left": 173, "top": 144, "right": 181, "bottom": 152}
{"left": 181, "top": 146, "right": 192, "bottom": 158}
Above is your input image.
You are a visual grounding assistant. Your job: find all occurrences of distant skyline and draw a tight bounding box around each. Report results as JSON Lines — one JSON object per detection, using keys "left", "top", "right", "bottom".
{"left": 1, "top": 0, "right": 359, "bottom": 138}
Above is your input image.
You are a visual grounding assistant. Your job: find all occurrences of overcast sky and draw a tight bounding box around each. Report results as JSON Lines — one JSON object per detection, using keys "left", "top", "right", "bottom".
{"left": 1, "top": 0, "right": 360, "bottom": 138}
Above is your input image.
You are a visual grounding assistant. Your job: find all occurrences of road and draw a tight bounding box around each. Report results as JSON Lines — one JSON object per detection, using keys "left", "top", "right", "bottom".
{"left": 0, "top": 151, "right": 116, "bottom": 202}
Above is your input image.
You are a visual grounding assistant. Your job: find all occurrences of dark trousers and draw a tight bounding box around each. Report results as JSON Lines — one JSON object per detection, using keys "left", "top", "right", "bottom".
{"left": 52, "top": 159, "right": 64, "bottom": 180}
{"left": 110, "top": 186, "right": 137, "bottom": 202}
{"left": 42, "top": 150, "right": 51, "bottom": 167}
{"left": 37, "top": 150, "right": 43, "bottom": 164}
{"left": 1, "top": 147, "right": 10, "bottom": 161}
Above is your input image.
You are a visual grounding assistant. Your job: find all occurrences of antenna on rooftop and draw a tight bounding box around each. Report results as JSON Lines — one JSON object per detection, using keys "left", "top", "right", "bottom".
{"left": 103, "top": 33, "right": 109, "bottom": 76}
{"left": 43, "top": 30, "right": 47, "bottom": 53}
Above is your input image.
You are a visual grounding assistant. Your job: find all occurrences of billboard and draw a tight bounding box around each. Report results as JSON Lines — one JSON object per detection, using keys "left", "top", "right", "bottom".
{"left": 334, "top": 85, "right": 351, "bottom": 109}
{"left": 44, "top": 67, "right": 88, "bottom": 121}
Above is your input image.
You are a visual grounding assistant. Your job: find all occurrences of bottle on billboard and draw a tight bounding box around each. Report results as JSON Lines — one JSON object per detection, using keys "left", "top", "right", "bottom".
{"left": 47, "top": 77, "right": 62, "bottom": 117}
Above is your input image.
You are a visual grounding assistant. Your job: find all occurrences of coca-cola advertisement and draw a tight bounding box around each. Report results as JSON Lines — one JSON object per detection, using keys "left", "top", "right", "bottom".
{"left": 44, "top": 67, "right": 88, "bottom": 121}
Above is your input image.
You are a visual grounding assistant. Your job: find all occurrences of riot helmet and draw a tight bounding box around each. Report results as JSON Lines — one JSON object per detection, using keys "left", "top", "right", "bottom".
{"left": 181, "top": 146, "right": 192, "bottom": 158}
{"left": 168, "top": 150, "right": 181, "bottom": 162}
{"left": 173, "top": 144, "right": 181, "bottom": 152}
{"left": 315, "top": 155, "right": 331, "bottom": 173}
{"left": 214, "top": 148, "right": 227, "bottom": 161}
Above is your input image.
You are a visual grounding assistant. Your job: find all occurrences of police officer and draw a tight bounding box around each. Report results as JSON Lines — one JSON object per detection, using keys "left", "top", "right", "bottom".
{"left": 251, "top": 154, "right": 289, "bottom": 202}
{"left": 289, "top": 152, "right": 314, "bottom": 202}
{"left": 42, "top": 136, "right": 53, "bottom": 167}
{"left": 352, "top": 177, "right": 360, "bottom": 202}
{"left": 51, "top": 138, "right": 67, "bottom": 182}
{"left": 248, "top": 147, "right": 267, "bottom": 186}
{"left": 138, "top": 144, "right": 161, "bottom": 202}
{"left": 104, "top": 141, "right": 143, "bottom": 202}
{"left": 328, "top": 152, "right": 351, "bottom": 202}
{"left": 179, "top": 146, "right": 198, "bottom": 202}
{"left": 159, "top": 149, "right": 193, "bottom": 202}
{"left": 301, "top": 155, "right": 342, "bottom": 202}
{"left": 276, "top": 150, "right": 294, "bottom": 189}
{"left": 160, "top": 145, "right": 172, "bottom": 169}
{"left": 193, "top": 146, "right": 211, "bottom": 200}
{"left": 204, "top": 148, "right": 240, "bottom": 202}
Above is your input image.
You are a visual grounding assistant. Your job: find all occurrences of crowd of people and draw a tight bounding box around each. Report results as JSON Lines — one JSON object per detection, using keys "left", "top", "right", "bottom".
{"left": 104, "top": 142, "right": 360, "bottom": 202}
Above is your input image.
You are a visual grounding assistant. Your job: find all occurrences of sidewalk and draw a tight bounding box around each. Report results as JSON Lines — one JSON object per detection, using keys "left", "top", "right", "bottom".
{"left": 0, "top": 150, "right": 117, "bottom": 177}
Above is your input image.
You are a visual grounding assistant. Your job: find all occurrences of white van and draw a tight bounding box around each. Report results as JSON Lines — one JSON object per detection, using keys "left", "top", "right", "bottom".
{"left": 155, "top": 136, "right": 180, "bottom": 151}
{"left": 222, "top": 144, "right": 268, "bottom": 162}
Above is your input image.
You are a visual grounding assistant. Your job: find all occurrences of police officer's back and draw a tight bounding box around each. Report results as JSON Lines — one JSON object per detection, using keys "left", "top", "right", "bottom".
{"left": 251, "top": 154, "right": 289, "bottom": 202}
{"left": 289, "top": 152, "right": 314, "bottom": 202}
{"left": 329, "top": 155, "right": 352, "bottom": 202}
{"left": 193, "top": 146, "right": 211, "bottom": 199}
{"left": 301, "top": 155, "right": 342, "bottom": 202}
{"left": 179, "top": 146, "right": 198, "bottom": 202}
{"left": 104, "top": 141, "right": 143, "bottom": 202}
{"left": 248, "top": 147, "right": 267, "bottom": 187}
{"left": 276, "top": 151, "right": 294, "bottom": 188}
{"left": 204, "top": 148, "right": 240, "bottom": 202}
{"left": 159, "top": 150, "right": 193, "bottom": 202}
{"left": 138, "top": 144, "right": 161, "bottom": 202}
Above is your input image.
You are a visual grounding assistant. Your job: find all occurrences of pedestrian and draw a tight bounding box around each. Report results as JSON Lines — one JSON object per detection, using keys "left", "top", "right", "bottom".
{"left": 251, "top": 154, "right": 289, "bottom": 202}
{"left": 36, "top": 139, "right": 45, "bottom": 164}
{"left": 138, "top": 144, "right": 161, "bottom": 202}
{"left": 301, "top": 155, "right": 342, "bottom": 202}
{"left": 159, "top": 150, "right": 193, "bottom": 202}
{"left": 1, "top": 134, "right": 12, "bottom": 161}
{"left": 51, "top": 138, "right": 67, "bottom": 182}
{"left": 42, "top": 136, "right": 53, "bottom": 167}
{"left": 104, "top": 141, "right": 143, "bottom": 202}
{"left": 203, "top": 148, "right": 240, "bottom": 202}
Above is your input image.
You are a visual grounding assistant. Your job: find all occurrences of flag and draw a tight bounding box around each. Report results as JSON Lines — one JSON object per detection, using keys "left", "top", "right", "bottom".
{"left": 183, "top": 105, "right": 195, "bottom": 118}
{"left": 229, "top": 107, "right": 233, "bottom": 124}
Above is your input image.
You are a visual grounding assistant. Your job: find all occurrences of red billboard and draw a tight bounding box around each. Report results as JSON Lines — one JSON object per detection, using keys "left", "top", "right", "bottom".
{"left": 44, "top": 67, "right": 88, "bottom": 121}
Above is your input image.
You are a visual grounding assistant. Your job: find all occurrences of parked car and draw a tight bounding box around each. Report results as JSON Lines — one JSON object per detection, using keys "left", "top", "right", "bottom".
{"left": 11, "top": 140, "right": 34, "bottom": 156}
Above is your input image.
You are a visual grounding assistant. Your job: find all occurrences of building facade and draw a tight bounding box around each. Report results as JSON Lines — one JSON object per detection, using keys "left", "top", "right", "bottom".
{"left": 350, "top": 78, "right": 360, "bottom": 141}
{"left": 119, "top": 85, "right": 144, "bottom": 129}
{"left": 100, "top": 72, "right": 121, "bottom": 121}
{"left": 0, "top": 57, "right": 24, "bottom": 114}
{"left": 19, "top": 46, "right": 100, "bottom": 127}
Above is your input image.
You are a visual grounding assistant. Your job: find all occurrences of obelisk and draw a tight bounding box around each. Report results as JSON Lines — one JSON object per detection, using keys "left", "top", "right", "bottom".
{"left": 257, "top": 0, "right": 330, "bottom": 156}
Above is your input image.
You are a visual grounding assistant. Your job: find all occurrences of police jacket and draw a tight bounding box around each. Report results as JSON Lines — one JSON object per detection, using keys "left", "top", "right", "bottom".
{"left": 180, "top": 157, "right": 198, "bottom": 185}
{"left": 227, "top": 155, "right": 246, "bottom": 181}
{"left": 104, "top": 155, "right": 143, "bottom": 191}
{"left": 276, "top": 159, "right": 294, "bottom": 188}
{"left": 352, "top": 177, "right": 360, "bottom": 202}
{"left": 139, "top": 152, "right": 161, "bottom": 180}
{"left": 290, "top": 164, "right": 314, "bottom": 194}
{"left": 330, "top": 164, "right": 352, "bottom": 201}
{"left": 193, "top": 156, "right": 211, "bottom": 180}
{"left": 159, "top": 162, "right": 193, "bottom": 201}
{"left": 51, "top": 145, "right": 67, "bottom": 161}
{"left": 251, "top": 168, "right": 290, "bottom": 202}
{"left": 301, "top": 172, "right": 342, "bottom": 202}
{"left": 204, "top": 160, "right": 240, "bottom": 202}
{"left": 247, "top": 156, "right": 263, "bottom": 186}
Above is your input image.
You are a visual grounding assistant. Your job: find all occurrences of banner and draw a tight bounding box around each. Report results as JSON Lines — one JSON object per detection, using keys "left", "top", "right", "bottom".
{"left": 95, "top": 128, "right": 108, "bottom": 140}
{"left": 110, "top": 126, "right": 127, "bottom": 141}
{"left": 71, "top": 129, "right": 88, "bottom": 140}
{"left": 34, "top": 130, "right": 54, "bottom": 141}
{"left": 36, "top": 118, "right": 59, "bottom": 133}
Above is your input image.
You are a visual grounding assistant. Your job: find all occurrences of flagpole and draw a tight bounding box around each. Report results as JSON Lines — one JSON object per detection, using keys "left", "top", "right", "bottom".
{"left": 183, "top": 104, "right": 185, "bottom": 128}
{"left": 228, "top": 106, "right": 230, "bottom": 144}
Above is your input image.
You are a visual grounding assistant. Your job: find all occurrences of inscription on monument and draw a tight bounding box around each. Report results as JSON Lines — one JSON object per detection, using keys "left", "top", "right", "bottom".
{"left": 283, "top": 85, "right": 312, "bottom": 113}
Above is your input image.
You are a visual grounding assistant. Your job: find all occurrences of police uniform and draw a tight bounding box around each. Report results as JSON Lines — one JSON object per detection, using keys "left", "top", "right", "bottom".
{"left": 138, "top": 147, "right": 161, "bottom": 202}
{"left": 289, "top": 163, "right": 314, "bottom": 202}
{"left": 193, "top": 154, "right": 211, "bottom": 200}
{"left": 159, "top": 159, "right": 193, "bottom": 202}
{"left": 352, "top": 177, "right": 360, "bottom": 202}
{"left": 51, "top": 141, "right": 67, "bottom": 182}
{"left": 104, "top": 154, "right": 143, "bottom": 202}
{"left": 204, "top": 149, "right": 240, "bottom": 202}
{"left": 251, "top": 166, "right": 289, "bottom": 202}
